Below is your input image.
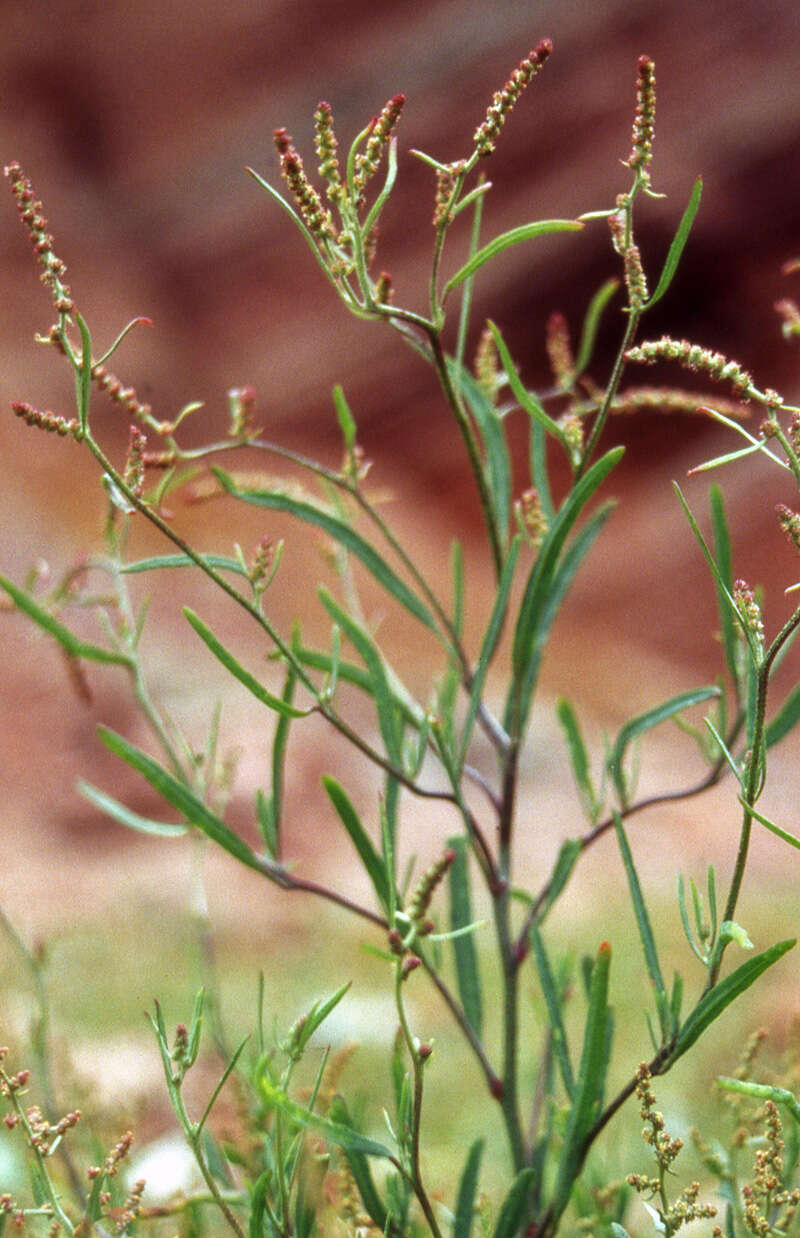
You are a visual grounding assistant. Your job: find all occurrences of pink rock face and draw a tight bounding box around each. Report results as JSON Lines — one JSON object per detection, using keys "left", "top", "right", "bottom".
{"left": 3, "top": 0, "right": 800, "bottom": 932}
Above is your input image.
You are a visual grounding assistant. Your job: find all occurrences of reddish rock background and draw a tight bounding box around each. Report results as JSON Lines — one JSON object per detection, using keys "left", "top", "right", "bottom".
{"left": 2, "top": 0, "right": 800, "bottom": 939}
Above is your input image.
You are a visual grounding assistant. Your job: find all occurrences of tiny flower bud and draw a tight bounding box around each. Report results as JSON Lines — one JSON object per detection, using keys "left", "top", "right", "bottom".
{"left": 776, "top": 504, "right": 800, "bottom": 554}
{"left": 625, "top": 336, "right": 755, "bottom": 401}
{"left": 474, "top": 40, "right": 552, "bottom": 157}
{"left": 227, "top": 385, "right": 260, "bottom": 439}
{"left": 401, "top": 954, "right": 422, "bottom": 981}
{"left": 273, "top": 129, "right": 335, "bottom": 241}
{"left": 545, "top": 311, "right": 574, "bottom": 386}
{"left": 354, "top": 94, "right": 405, "bottom": 195}
{"left": 475, "top": 322, "right": 500, "bottom": 401}
{"left": 627, "top": 56, "right": 656, "bottom": 183}
{"left": 313, "top": 101, "right": 344, "bottom": 205}
{"left": 408, "top": 849, "right": 456, "bottom": 924}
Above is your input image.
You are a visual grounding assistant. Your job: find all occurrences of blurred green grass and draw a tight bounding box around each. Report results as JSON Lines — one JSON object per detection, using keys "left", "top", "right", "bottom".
{"left": 1, "top": 854, "right": 796, "bottom": 1225}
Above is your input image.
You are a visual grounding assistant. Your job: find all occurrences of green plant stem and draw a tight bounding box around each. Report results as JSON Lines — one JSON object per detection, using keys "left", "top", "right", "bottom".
{"left": 428, "top": 330, "right": 504, "bottom": 577}
{"left": 711, "top": 604, "right": 800, "bottom": 984}
{"left": 393, "top": 962, "right": 444, "bottom": 1238}
{"left": 0, "top": 1067, "right": 76, "bottom": 1237}
{"left": 578, "top": 311, "right": 639, "bottom": 476}
{"left": 493, "top": 888, "right": 526, "bottom": 1172}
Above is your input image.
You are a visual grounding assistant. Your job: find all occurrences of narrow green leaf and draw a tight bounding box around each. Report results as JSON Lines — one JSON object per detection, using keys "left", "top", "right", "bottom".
{"left": 644, "top": 178, "right": 703, "bottom": 310}
{"left": 268, "top": 664, "right": 298, "bottom": 853}
{"left": 78, "top": 779, "right": 189, "bottom": 838}
{"left": 213, "top": 467, "right": 438, "bottom": 634}
{"left": 608, "top": 686, "right": 720, "bottom": 806}
{"left": 323, "top": 776, "right": 390, "bottom": 911}
{"left": 288, "top": 642, "right": 426, "bottom": 729}
{"left": 613, "top": 813, "right": 666, "bottom": 1005}
{"left": 448, "top": 836, "right": 483, "bottom": 1038}
{"left": 766, "top": 681, "right": 800, "bottom": 749}
{"left": 739, "top": 797, "right": 800, "bottom": 850}
{"left": 715, "top": 1077, "right": 800, "bottom": 1124}
{"left": 443, "top": 220, "right": 582, "bottom": 297}
{"left": 121, "top": 554, "right": 247, "bottom": 576}
{"left": 328, "top": 1096, "right": 393, "bottom": 1234}
{"left": 492, "top": 1168, "right": 536, "bottom": 1238}
{"left": 451, "top": 539, "right": 465, "bottom": 640}
{"left": 258, "top": 1075, "right": 392, "bottom": 1157}
{"left": 183, "top": 608, "right": 311, "bottom": 718}
{"left": 538, "top": 839, "right": 582, "bottom": 923}
{"left": 318, "top": 589, "right": 403, "bottom": 765}
{"left": 450, "top": 360, "right": 512, "bottom": 547}
{"left": 671, "top": 939, "right": 795, "bottom": 1063}
{"left": 459, "top": 536, "right": 520, "bottom": 763}
{"left": 490, "top": 324, "right": 566, "bottom": 442}
{"left": 529, "top": 419, "right": 554, "bottom": 523}
{"left": 96, "top": 726, "right": 265, "bottom": 874}
{"left": 556, "top": 699, "right": 598, "bottom": 820}
{"left": 552, "top": 941, "right": 612, "bottom": 1222}
{"left": 571, "top": 278, "right": 620, "bottom": 379}
{"left": 709, "top": 485, "right": 738, "bottom": 688}
{"left": 530, "top": 925, "right": 575, "bottom": 1099}
{"left": 333, "top": 384, "right": 357, "bottom": 450}
{"left": 292, "top": 983, "right": 352, "bottom": 1056}
{"left": 0, "top": 573, "right": 132, "bottom": 666}
{"left": 453, "top": 1139, "right": 484, "bottom": 1238}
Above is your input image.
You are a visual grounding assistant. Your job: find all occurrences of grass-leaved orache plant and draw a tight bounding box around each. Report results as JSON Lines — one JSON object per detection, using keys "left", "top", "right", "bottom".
{"left": 3, "top": 42, "right": 800, "bottom": 1238}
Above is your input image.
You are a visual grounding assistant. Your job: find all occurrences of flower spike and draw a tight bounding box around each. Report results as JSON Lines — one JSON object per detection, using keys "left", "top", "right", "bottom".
{"left": 473, "top": 39, "right": 552, "bottom": 157}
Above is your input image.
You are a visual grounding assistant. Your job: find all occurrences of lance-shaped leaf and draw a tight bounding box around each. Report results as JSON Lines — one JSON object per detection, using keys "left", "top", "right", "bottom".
{"left": 644, "top": 178, "right": 702, "bottom": 310}
{"left": 449, "top": 359, "right": 511, "bottom": 547}
{"left": 453, "top": 1139, "right": 484, "bottom": 1238}
{"left": 766, "top": 681, "right": 800, "bottom": 749}
{"left": 448, "top": 835, "right": 483, "bottom": 1037}
{"left": 492, "top": 1168, "right": 537, "bottom": 1238}
{"left": 443, "top": 220, "right": 582, "bottom": 297}
{"left": 556, "top": 698, "right": 599, "bottom": 822}
{"left": 0, "top": 573, "right": 133, "bottom": 666}
{"left": 608, "top": 686, "right": 720, "bottom": 807}
{"left": 459, "top": 535, "right": 520, "bottom": 763}
{"left": 258, "top": 1075, "right": 392, "bottom": 1158}
{"left": 551, "top": 941, "right": 612, "bottom": 1224}
{"left": 212, "top": 467, "right": 439, "bottom": 634}
{"left": 709, "top": 486, "right": 738, "bottom": 689}
{"left": 121, "top": 554, "right": 247, "bottom": 576}
{"left": 613, "top": 813, "right": 667, "bottom": 1029}
{"left": 183, "top": 608, "right": 311, "bottom": 718}
{"left": 571, "top": 278, "right": 620, "bottom": 380}
{"left": 323, "top": 777, "right": 391, "bottom": 911}
{"left": 670, "top": 938, "right": 795, "bottom": 1064}
{"left": 78, "top": 779, "right": 189, "bottom": 838}
{"left": 318, "top": 588, "right": 403, "bottom": 765}
{"left": 530, "top": 924, "right": 575, "bottom": 1099}
{"left": 490, "top": 323, "right": 566, "bottom": 442}
{"left": 328, "top": 1096, "right": 396, "bottom": 1235}
{"left": 97, "top": 726, "right": 265, "bottom": 874}
{"left": 740, "top": 798, "right": 800, "bottom": 851}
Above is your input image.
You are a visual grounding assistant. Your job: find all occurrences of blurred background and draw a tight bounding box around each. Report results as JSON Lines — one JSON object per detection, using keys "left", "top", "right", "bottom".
{"left": 2, "top": 0, "right": 800, "bottom": 1200}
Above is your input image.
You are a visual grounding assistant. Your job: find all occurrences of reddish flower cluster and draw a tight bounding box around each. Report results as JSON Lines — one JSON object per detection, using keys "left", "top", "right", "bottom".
{"left": 4, "top": 162, "right": 73, "bottom": 314}
{"left": 473, "top": 39, "right": 552, "bottom": 157}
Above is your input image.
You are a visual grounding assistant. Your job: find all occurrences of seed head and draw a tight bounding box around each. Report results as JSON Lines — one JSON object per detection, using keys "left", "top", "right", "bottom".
{"left": 474, "top": 40, "right": 552, "bottom": 157}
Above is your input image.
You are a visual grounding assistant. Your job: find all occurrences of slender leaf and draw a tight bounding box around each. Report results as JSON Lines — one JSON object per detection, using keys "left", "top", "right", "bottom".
{"left": 96, "top": 726, "right": 264, "bottom": 874}
{"left": 644, "top": 178, "right": 703, "bottom": 310}
{"left": 318, "top": 588, "right": 402, "bottom": 764}
{"left": 453, "top": 1139, "right": 485, "bottom": 1238}
{"left": 450, "top": 360, "right": 511, "bottom": 546}
{"left": 258, "top": 1075, "right": 392, "bottom": 1157}
{"left": 572, "top": 278, "right": 620, "bottom": 379}
{"left": 448, "top": 836, "right": 483, "bottom": 1037}
{"left": 552, "top": 942, "right": 612, "bottom": 1223}
{"left": 530, "top": 925, "right": 575, "bottom": 1098}
{"left": 183, "top": 608, "right": 311, "bottom": 718}
{"left": 443, "top": 220, "right": 582, "bottom": 296}
{"left": 328, "top": 1096, "right": 394, "bottom": 1235}
{"left": 121, "top": 554, "right": 247, "bottom": 576}
{"left": 333, "top": 384, "right": 357, "bottom": 450}
{"left": 715, "top": 1077, "right": 800, "bottom": 1124}
{"left": 766, "top": 681, "right": 800, "bottom": 748}
{"left": 613, "top": 813, "right": 666, "bottom": 1004}
{"left": 213, "top": 467, "right": 438, "bottom": 633}
{"left": 529, "top": 419, "right": 554, "bottom": 523}
{"left": 323, "top": 776, "right": 391, "bottom": 911}
{"left": 709, "top": 486, "right": 738, "bottom": 687}
{"left": 671, "top": 939, "right": 795, "bottom": 1063}
{"left": 0, "top": 573, "right": 132, "bottom": 666}
{"left": 556, "top": 699, "right": 598, "bottom": 820}
{"left": 739, "top": 797, "right": 800, "bottom": 850}
{"left": 538, "top": 839, "right": 582, "bottom": 923}
{"left": 78, "top": 779, "right": 189, "bottom": 838}
{"left": 451, "top": 539, "right": 465, "bottom": 639}
{"left": 608, "top": 686, "right": 720, "bottom": 805}
{"left": 492, "top": 1168, "right": 537, "bottom": 1238}
{"left": 490, "top": 324, "right": 566, "bottom": 441}
{"left": 459, "top": 536, "right": 520, "bottom": 763}
{"left": 288, "top": 641, "right": 426, "bottom": 729}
